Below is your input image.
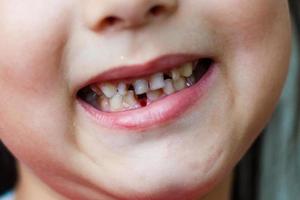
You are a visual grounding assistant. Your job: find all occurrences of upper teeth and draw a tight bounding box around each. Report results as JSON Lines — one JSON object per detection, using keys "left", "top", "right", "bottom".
{"left": 170, "top": 68, "right": 180, "bottom": 80}
{"left": 93, "top": 62, "right": 197, "bottom": 112}
{"left": 149, "top": 72, "right": 165, "bottom": 90}
{"left": 99, "top": 83, "right": 117, "bottom": 98}
{"left": 147, "top": 90, "right": 163, "bottom": 101}
{"left": 117, "top": 82, "right": 127, "bottom": 96}
{"left": 133, "top": 79, "right": 149, "bottom": 95}
{"left": 173, "top": 77, "right": 186, "bottom": 91}
{"left": 179, "top": 63, "right": 193, "bottom": 77}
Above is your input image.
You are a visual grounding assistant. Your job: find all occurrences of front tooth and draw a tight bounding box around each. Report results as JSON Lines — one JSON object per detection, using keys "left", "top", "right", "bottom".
{"left": 170, "top": 69, "right": 180, "bottom": 80}
{"left": 117, "top": 82, "right": 127, "bottom": 96}
{"left": 110, "top": 93, "right": 123, "bottom": 111}
{"left": 173, "top": 77, "right": 186, "bottom": 91}
{"left": 123, "top": 91, "right": 138, "bottom": 108}
{"left": 149, "top": 73, "right": 165, "bottom": 90}
{"left": 133, "top": 79, "right": 149, "bottom": 95}
{"left": 100, "top": 83, "right": 117, "bottom": 98}
{"left": 163, "top": 79, "right": 175, "bottom": 95}
{"left": 147, "top": 90, "right": 162, "bottom": 101}
{"left": 179, "top": 63, "right": 193, "bottom": 77}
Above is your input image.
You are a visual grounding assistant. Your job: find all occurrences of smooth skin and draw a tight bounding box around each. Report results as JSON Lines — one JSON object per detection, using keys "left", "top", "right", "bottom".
{"left": 0, "top": 0, "right": 291, "bottom": 200}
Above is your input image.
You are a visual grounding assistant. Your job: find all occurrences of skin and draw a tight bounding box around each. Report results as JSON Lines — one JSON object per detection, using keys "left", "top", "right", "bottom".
{"left": 0, "top": 0, "right": 291, "bottom": 200}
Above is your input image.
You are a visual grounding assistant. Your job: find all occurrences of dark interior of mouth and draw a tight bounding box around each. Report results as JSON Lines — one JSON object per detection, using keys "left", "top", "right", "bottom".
{"left": 77, "top": 58, "right": 214, "bottom": 112}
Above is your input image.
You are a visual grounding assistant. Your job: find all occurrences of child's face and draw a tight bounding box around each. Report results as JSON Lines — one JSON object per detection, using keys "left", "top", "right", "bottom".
{"left": 0, "top": 0, "right": 291, "bottom": 199}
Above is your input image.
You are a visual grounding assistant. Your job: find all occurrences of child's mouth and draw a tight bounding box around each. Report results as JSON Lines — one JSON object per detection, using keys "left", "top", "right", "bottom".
{"left": 78, "top": 58, "right": 212, "bottom": 112}
{"left": 76, "top": 55, "right": 216, "bottom": 130}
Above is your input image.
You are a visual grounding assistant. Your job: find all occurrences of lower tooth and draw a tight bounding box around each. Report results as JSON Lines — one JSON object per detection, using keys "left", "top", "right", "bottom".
{"left": 163, "top": 79, "right": 175, "bottom": 95}
{"left": 147, "top": 90, "right": 162, "bottom": 101}
{"left": 123, "top": 91, "right": 139, "bottom": 108}
{"left": 98, "top": 96, "right": 110, "bottom": 112}
{"left": 110, "top": 93, "right": 123, "bottom": 111}
{"left": 173, "top": 77, "right": 186, "bottom": 91}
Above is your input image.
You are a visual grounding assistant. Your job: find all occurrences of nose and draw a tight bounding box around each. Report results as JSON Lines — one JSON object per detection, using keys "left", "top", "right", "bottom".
{"left": 83, "top": 0, "right": 178, "bottom": 31}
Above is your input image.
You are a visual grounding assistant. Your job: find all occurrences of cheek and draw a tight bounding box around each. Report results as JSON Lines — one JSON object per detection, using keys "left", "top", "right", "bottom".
{"left": 0, "top": 1, "right": 74, "bottom": 160}
{"left": 206, "top": 0, "right": 284, "bottom": 46}
{"left": 225, "top": 1, "right": 290, "bottom": 139}
{"left": 198, "top": 0, "right": 290, "bottom": 140}
{"left": 0, "top": 0, "right": 71, "bottom": 99}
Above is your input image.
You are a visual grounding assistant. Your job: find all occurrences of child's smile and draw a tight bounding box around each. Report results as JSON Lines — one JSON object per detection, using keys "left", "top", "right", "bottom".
{"left": 77, "top": 55, "right": 214, "bottom": 130}
{"left": 0, "top": 0, "right": 291, "bottom": 200}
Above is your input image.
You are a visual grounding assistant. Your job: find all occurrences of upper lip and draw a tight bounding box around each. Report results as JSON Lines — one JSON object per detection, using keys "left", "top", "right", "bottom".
{"left": 76, "top": 54, "right": 203, "bottom": 93}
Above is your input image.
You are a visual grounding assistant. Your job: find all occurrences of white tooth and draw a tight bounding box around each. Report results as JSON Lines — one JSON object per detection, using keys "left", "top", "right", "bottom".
{"left": 123, "top": 91, "right": 138, "bottom": 108}
{"left": 173, "top": 77, "right": 186, "bottom": 91}
{"left": 97, "top": 96, "right": 110, "bottom": 112}
{"left": 117, "top": 82, "right": 127, "bottom": 96}
{"left": 163, "top": 79, "right": 175, "bottom": 95}
{"left": 133, "top": 79, "right": 149, "bottom": 95}
{"left": 170, "top": 69, "right": 180, "bottom": 80}
{"left": 110, "top": 93, "right": 123, "bottom": 111}
{"left": 147, "top": 90, "right": 162, "bottom": 101}
{"left": 100, "top": 83, "right": 117, "bottom": 98}
{"left": 149, "top": 73, "right": 165, "bottom": 90}
{"left": 179, "top": 63, "right": 193, "bottom": 77}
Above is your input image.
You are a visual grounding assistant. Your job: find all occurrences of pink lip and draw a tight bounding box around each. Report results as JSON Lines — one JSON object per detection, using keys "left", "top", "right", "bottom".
{"left": 77, "top": 55, "right": 217, "bottom": 131}
{"left": 76, "top": 54, "right": 202, "bottom": 91}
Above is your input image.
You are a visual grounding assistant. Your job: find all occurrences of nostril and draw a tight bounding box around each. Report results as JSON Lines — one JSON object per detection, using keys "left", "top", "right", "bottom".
{"left": 88, "top": 1, "right": 178, "bottom": 31}
{"left": 148, "top": 5, "right": 167, "bottom": 16}
{"left": 99, "top": 16, "right": 124, "bottom": 29}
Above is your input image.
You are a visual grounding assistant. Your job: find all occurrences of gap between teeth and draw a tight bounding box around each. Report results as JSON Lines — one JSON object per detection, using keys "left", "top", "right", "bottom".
{"left": 91, "top": 62, "right": 195, "bottom": 112}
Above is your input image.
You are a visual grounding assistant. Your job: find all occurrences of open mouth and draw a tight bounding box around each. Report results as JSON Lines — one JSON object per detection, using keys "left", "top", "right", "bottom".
{"left": 77, "top": 58, "right": 213, "bottom": 113}
{"left": 76, "top": 55, "right": 216, "bottom": 130}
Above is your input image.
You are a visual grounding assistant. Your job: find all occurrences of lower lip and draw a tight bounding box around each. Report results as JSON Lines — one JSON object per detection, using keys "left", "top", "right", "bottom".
{"left": 77, "top": 64, "right": 217, "bottom": 131}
